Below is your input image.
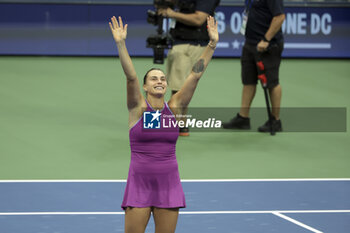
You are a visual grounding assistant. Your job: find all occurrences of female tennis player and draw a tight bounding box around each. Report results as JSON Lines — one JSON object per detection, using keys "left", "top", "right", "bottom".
{"left": 109, "top": 15, "right": 218, "bottom": 233}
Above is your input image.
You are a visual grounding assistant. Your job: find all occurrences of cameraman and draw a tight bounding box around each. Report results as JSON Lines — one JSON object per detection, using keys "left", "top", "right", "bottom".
{"left": 158, "top": 0, "right": 220, "bottom": 136}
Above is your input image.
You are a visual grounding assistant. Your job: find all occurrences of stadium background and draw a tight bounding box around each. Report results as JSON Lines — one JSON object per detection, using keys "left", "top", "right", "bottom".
{"left": 0, "top": 0, "right": 349, "bottom": 180}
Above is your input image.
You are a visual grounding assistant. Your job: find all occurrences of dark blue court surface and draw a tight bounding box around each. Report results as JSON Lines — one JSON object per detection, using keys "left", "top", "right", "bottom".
{"left": 0, "top": 179, "right": 349, "bottom": 233}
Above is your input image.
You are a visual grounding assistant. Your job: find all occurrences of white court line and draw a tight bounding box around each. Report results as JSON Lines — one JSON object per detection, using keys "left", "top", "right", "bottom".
{"left": 1, "top": 210, "right": 350, "bottom": 216}
{"left": 0, "top": 212, "right": 124, "bottom": 216}
{"left": 0, "top": 180, "right": 127, "bottom": 183}
{"left": 273, "top": 212, "right": 323, "bottom": 233}
{"left": 0, "top": 178, "right": 350, "bottom": 183}
{"left": 181, "top": 210, "right": 350, "bottom": 214}
{"left": 182, "top": 178, "right": 350, "bottom": 182}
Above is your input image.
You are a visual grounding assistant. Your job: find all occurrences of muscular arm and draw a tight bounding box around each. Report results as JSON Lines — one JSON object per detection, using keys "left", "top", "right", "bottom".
{"left": 265, "top": 14, "right": 285, "bottom": 41}
{"left": 257, "top": 14, "right": 285, "bottom": 52}
{"left": 116, "top": 41, "right": 137, "bottom": 81}
{"left": 173, "top": 46, "right": 215, "bottom": 107}
{"left": 169, "top": 16, "right": 218, "bottom": 109}
{"left": 110, "top": 16, "right": 143, "bottom": 110}
{"left": 116, "top": 41, "right": 143, "bottom": 110}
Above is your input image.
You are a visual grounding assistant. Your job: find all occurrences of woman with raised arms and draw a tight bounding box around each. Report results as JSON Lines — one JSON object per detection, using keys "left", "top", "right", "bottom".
{"left": 109, "top": 15, "right": 218, "bottom": 233}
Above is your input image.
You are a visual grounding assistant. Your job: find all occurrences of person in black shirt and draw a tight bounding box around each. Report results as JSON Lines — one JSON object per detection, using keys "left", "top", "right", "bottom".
{"left": 223, "top": 0, "right": 285, "bottom": 132}
{"left": 158, "top": 0, "right": 220, "bottom": 136}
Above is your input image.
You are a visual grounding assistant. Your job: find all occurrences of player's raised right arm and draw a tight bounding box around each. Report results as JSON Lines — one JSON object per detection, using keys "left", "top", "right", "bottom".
{"left": 109, "top": 16, "right": 143, "bottom": 110}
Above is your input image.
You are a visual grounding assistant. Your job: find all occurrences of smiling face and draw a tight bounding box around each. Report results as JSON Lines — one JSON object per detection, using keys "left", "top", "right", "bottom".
{"left": 143, "top": 69, "right": 167, "bottom": 97}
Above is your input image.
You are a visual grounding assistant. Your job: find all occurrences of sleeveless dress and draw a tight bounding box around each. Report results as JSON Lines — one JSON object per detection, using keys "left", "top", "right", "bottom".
{"left": 121, "top": 101, "right": 186, "bottom": 209}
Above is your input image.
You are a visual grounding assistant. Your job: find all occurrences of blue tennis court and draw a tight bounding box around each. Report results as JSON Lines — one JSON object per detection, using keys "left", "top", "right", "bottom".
{"left": 1, "top": 179, "right": 349, "bottom": 233}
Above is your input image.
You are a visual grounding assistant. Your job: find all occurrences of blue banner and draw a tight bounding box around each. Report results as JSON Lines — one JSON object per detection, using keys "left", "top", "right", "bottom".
{"left": 0, "top": 3, "right": 349, "bottom": 57}
{"left": 215, "top": 6, "right": 350, "bottom": 57}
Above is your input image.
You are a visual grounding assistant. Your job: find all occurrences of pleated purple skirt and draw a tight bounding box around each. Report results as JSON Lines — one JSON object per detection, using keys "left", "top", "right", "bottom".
{"left": 121, "top": 102, "right": 186, "bottom": 210}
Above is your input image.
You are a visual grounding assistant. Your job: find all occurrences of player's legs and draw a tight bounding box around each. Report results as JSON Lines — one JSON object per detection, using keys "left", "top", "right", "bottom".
{"left": 153, "top": 208, "right": 179, "bottom": 233}
{"left": 125, "top": 207, "right": 152, "bottom": 233}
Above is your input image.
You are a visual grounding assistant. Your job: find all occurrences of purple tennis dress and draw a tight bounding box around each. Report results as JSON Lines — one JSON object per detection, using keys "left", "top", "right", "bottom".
{"left": 121, "top": 101, "right": 186, "bottom": 209}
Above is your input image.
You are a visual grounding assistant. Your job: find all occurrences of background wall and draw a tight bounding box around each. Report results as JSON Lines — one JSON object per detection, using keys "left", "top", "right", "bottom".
{"left": 0, "top": 0, "right": 349, "bottom": 57}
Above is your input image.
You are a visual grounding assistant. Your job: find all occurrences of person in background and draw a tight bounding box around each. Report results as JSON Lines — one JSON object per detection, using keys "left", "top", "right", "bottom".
{"left": 223, "top": 0, "right": 285, "bottom": 132}
{"left": 158, "top": 0, "right": 220, "bottom": 136}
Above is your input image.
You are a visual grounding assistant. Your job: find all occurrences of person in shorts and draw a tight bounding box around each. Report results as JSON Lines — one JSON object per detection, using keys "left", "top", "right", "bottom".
{"left": 223, "top": 0, "right": 285, "bottom": 132}
{"left": 158, "top": 0, "right": 220, "bottom": 136}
